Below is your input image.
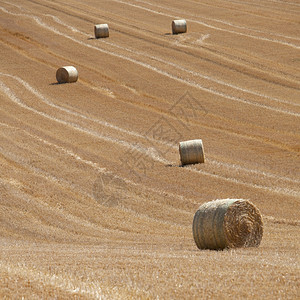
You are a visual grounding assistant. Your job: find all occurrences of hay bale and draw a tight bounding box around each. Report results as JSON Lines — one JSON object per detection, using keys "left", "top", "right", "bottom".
{"left": 94, "top": 24, "right": 109, "bottom": 38}
{"left": 193, "top": 199, "right": 263, "bottom": 250}
{"left": 179, "top": 139, "right": 205, "bottom": 165}
{"left": 56, "top": 66, "right": 78, "bottom": 84}
{"left": 172, "top": 19, "right": 187, "bottom": 34}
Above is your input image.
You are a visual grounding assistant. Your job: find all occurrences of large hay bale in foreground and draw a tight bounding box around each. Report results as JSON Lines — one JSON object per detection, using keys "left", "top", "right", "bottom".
{"left": 94, "top": 24, "right": 109, "bottom": 38}
{"left": 179, "top": 139, "right": 205, "bottom": 165}
{"left": 193, "top": 199, "right": 263, "bottom": 250}
{"left": 56, "top": 66, "right": 78, "bottom": 84}
{"left": 172, "top": 19, "right": 187, "bottom": 34}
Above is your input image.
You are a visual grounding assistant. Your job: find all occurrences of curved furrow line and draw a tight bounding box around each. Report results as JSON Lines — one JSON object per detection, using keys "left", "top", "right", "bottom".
{"left": 1, "top": 71, "right": 299, "bottom": 187}
{"left": 1, "top": 36, "right": 298, "bottom": 157}
{"left": 2, "top": 96, "right": 299, "bottom": 196}
{"left": 134, "top": 0, "right": 300, "bottom": 41}
{"left": 1, "top": 2, "right": 293, "bottom": 92}
{"left": 2, "top": 119, "right": 297, "bottom": 225}
{"left": 1, "top": 7, "right": 297, "bottom": 117}
{"left": 2, "top": 73, "right": 299, "bottom": 187}
{"left": 0, "top": 121, "right": 193, "bottom": 212}
{"left": 0, "top": 140, "right": 189, "bottom": 228}
{"left": 1, "top": 7, "right": 298, "bottom": 192}
{"left": 185, "top": 166, "right": 300, "bottom": 198}
{"left": 101, "top": 40, "right": 300, "bottom": 109}
{"left": 33, "top": 16, "right": 300, "bottom": 116}
{"left": 44, "top": 13, "right": 299, "bottom": 109}
{"left": 56, "top": 0, "right": 300, "bottom": 45}
{"left": 1, "top": 1, "right": 299, "bottom": 297}
{"left": 0, "top": 81, "right": 298, "bottom": 198}
{"left": 241, "top": 1, "right": 298, "bottom": 14}
{"left": 266, "top": 0, "right": 300, "bottom": 7}
{"left": 0, "top": 18, "right": 298, "bottom": 161}
{"left": 182, "top": 0, "right": 300, "bottom": 19}
{"left": 0, "top": 125, "right": 193, "bottom": 225}
{"left": 0, "top": 28, "right": 118, "bottom": 99}
{"left": 1, "top": 1, "right": 25, "bottom": 11}
{"left": 0, "top": 141, "right": 97, "bottom": 203}
{"left": 223, "top": 0, "right": 300, "bottom": 8}
{"left": 0, "top": 123, "right": 106, "bottom": 174}
{"left": 15, "top": 0, "right": 300, "bottom": 88}
{"left": 206, "top": 158, "right": 300, "bottom": 185}
{"left": 263, "top": 215, "right": 300, "bottom": 226}
{"left": 33, "top": 0, "right": 300, "bottom": 84}
{"left": 0, "top": 78, "right": 169, "bottom": 165}
{"left": 214, "top": 0, "right": 299, "bottom": 13}
{"left": 111, "top": 0, "right": 300, "bottom": 49}
{"left": 0, "top": 175, "right": 112, "bottom": 237}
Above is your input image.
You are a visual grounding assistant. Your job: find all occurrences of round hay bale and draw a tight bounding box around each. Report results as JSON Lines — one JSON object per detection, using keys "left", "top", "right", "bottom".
{"left": 179, "top": 139, "right": 205, "bottom": 165}
{"left": 94, "top": 24, "right": 109, "bottom": 38}
{"left": 172, "top": 19, "right": 187, "bottom": 34}
{"left": 193, "top": 199, "right": 263, "bottom": 250}
{"left": 56, "top": 66, "right": 78, "bottom": 84}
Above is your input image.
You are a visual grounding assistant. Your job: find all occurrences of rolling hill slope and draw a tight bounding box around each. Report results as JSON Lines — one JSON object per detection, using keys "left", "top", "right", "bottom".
{"left": 0, "top": 0, "right": 299, "bottom": 298}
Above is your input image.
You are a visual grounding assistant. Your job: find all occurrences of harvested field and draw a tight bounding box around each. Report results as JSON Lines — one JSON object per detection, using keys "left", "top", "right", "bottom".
{"left": 0, "top": 0, "right": 299, "bottom": 298}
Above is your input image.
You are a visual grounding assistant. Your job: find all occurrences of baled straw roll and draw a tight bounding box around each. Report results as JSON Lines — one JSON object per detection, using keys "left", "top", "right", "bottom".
{"left": 56, "top": 66, "right": 78, "bottom": 84}
{"left": 193, "top": 199, "right": 263, "bottom": 250}
{"left": 179, "top": 139, "right": 205, "bottom": 165}
{"left": 172, "top": 19, "right": 187, "bottom": 34}
{"left": 94, "top": 24, "right": 109, "bottom": 38}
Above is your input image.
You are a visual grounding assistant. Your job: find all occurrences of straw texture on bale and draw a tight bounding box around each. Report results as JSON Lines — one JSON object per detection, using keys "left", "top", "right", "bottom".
{"left": 56, "top": 66, "right": 78, "bottom": 84}
{"left": 179, "top": 139, "right": 204, "bottom": 165}
{"left": 94, "top": 24, "right": 109, "bottom": 38}
{"left": 193, "top": 199, "right": 263, "bottom": 250}
{"left": 172, "top": 19, "right": 187, "bottom": 34}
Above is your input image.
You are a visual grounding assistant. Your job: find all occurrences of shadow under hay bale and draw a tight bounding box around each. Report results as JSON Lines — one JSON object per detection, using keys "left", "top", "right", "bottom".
{"left": 193, "top": 199, "right": 263, "bottom": 250}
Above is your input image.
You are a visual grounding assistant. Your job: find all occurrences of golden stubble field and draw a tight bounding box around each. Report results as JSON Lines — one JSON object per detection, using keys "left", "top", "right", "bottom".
{"left": 0, "top": 0, "right": 299, "bottom": 298}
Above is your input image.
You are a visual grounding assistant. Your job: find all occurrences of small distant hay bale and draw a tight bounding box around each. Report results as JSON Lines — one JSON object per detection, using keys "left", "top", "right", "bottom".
{"left": 94, "top": 24, "right": 109, "bottom": 38}
{"left": 172, "top": 19, "right": 187, "bottom": 34}
{"left": 193, "top": 199, "right": 263, "bottom": 250}
{"left": 179, "top": 139, "right": 205, "bottom": 165}
{"left": 56, "top": 66, "right": 78, "bottom": 84}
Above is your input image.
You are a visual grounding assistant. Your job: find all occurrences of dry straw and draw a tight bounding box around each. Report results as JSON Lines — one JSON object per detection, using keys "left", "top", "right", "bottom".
{"left": 193, "top": 199, "right": 263, "bottom": 250}
{"left": 94, "top": 24, "right": 109, "bottom": 38}
{"left": 179, "top": 139, "right": 205, "bottom": 165}
{"left": 172, "top": 19, "right": 187, "bottom": 34}
{"left": 56, "top": 66, "right": 78, "bottom": 84}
